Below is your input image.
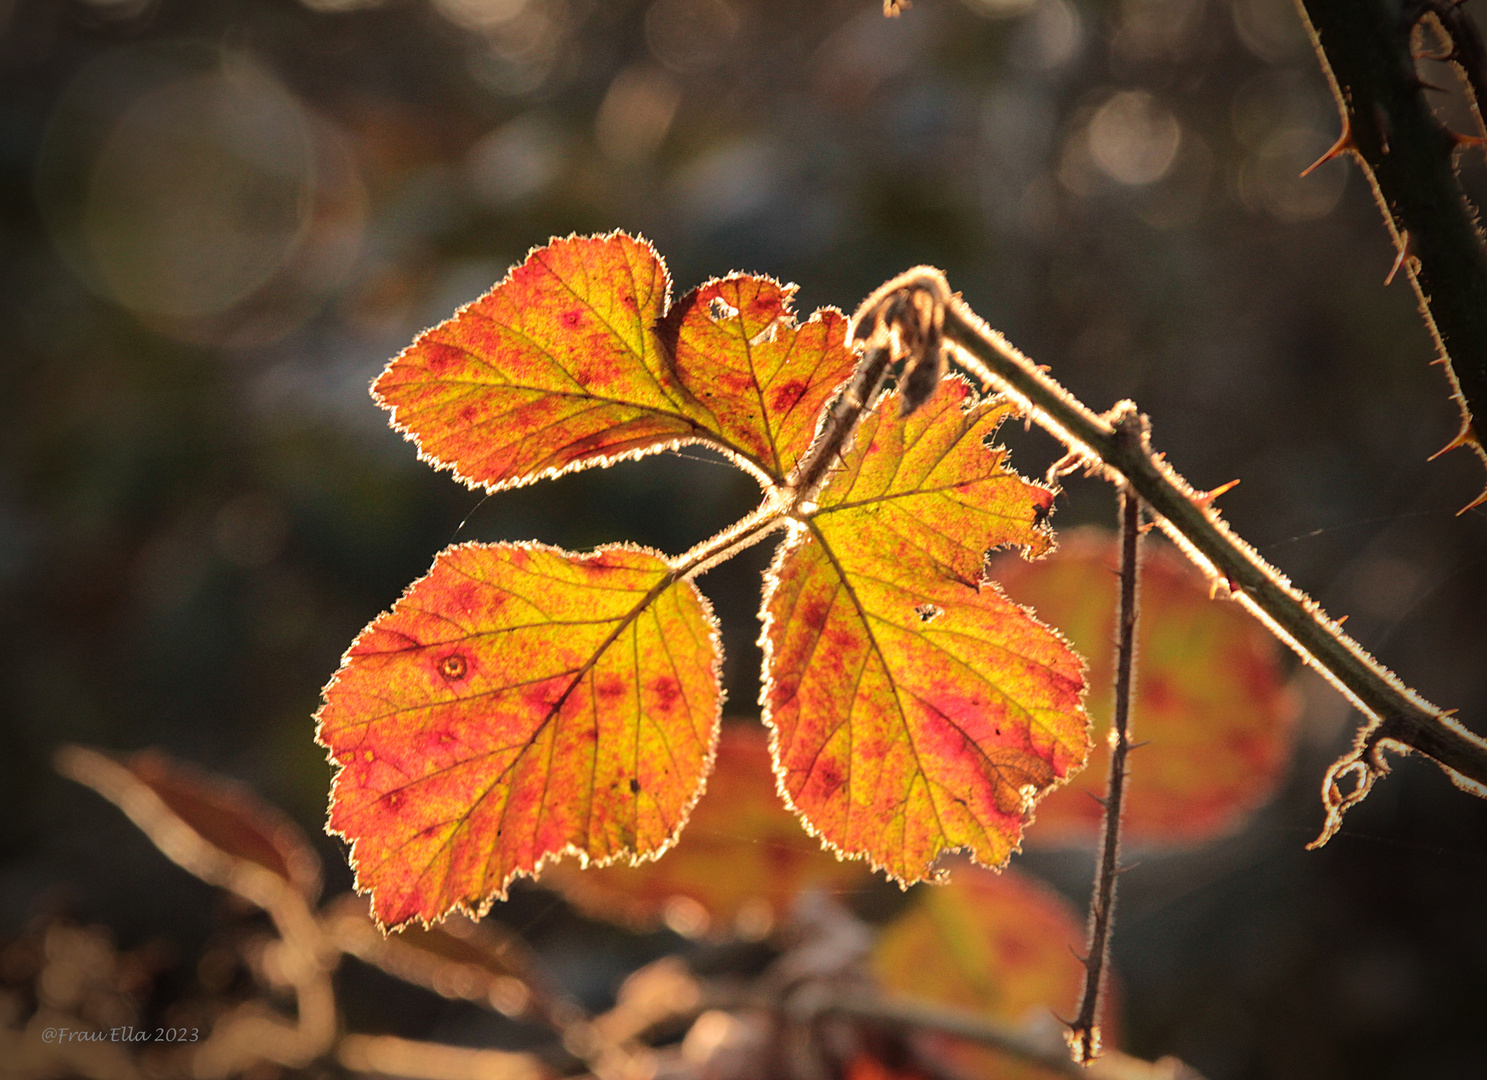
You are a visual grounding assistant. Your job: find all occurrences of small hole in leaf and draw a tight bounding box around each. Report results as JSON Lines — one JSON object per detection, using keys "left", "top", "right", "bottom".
{"left": 629, "top": 778, "right": 641, "bottom": 794}
{"left": 440, "top": 654, "right": 468, "bottom": 679}
{"left": 708, "top": 297, "right": 739, "bottom": 320}
{"left": 748, "top": 320, "right": 779, "bottom": 345}
{"left": 915, "top": 604, "right": 943, "bottom": 623}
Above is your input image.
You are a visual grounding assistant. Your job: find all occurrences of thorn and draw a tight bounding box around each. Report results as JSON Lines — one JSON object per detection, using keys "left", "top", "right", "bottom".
{"left": 1137, "top": 520, "right": 1156, "bottom": 534}
{"left": 1128, "top": 739, "right": 1154, "bottom": 751}
{"left": 1385, "top": 231, "right": 1411, "bottom": 286}
{"left": 1301, "top": 122, "right": 1354, "bottom": 176}
{"left": 1225, "top": 573, "right": 1242, "bottom": 596}
{"left": 1441, "top": 707, "right": 1460, "bottom": 717}
{"left": 1460, "top": 486, "right": 1487, "bottom": 514}
{"left": 1066, "top": 945, "right": 1089, "bottom": 967}
{"left": 1447, "top": 130, "right": 1487, "bottom": 149}
{"left": 1114, "top": 861, "right": 1142, "bottom": 876}
{"left": 1085, "top": 791, "right": 1109, "bottom": 808}
{"left": 1194, "top": 478, "right": 1241, "bottom": 508}
{"left": 1428, "top": 422, "right": 1482, "bottom": 460}
{"left": 1336, "top": 614, "right": 1349, "bottom": 626}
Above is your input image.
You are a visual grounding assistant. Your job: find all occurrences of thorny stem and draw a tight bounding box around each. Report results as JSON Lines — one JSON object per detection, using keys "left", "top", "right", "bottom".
{"left": 1295, "top": 0, "right": 1487, "bottom": 508}
{"left": 852, "top": 269, "right": 1487, "bottom": 844}
{"left": 1068, "top": 479, "right": 1142, "bottom": 1065}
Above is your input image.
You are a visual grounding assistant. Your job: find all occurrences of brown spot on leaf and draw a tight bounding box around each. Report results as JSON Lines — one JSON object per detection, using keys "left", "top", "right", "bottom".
{"left": 440, "top": 654, "right": 468, "bottom": 680}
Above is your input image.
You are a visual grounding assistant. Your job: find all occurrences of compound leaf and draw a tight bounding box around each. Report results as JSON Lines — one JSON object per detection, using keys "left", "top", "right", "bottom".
{"left": 761, "top": 379, "right": 1089, "bottom": 884}
{"left": 374, "top": 233, "right": 855, "bottom": 491}
{"left": 317, "top": 542, "right": 721, "bottom": 930}
{"left": 992, "top": 530, "right": 1297, "bottom": 845}
{"left": 540, "top": 723, "right": 869, "bottom": 937}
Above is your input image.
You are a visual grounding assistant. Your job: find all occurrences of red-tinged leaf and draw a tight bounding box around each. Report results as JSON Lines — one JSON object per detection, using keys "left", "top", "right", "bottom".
{"left": 316, "top": 542, "right": 722, "bottom": 930}
{"left": 873, "top": 864, "right": 1094, "bottom": 1080}
{"left": 761, "top": 379, "right": 1089, "bottom": 884}
{"left": 56, "top": 745, "right": 321, "bottom": 900}
{"left": 655, "top": 275, "right": 857, "bottom": 480}
{"left": 373, "top": 233, "right": 857, "bottom": 490}
{"left": 540, "top": 724, "right": 869, "bottom": 937}
{"left": 990, "top": 530, "right": 1297, "bottom": 845}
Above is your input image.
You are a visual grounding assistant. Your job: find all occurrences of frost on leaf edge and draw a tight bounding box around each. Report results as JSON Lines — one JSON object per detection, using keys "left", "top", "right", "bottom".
{"left": 314, "top": 536, "right": 726, "bottom": 934}
{"left": 753, "top": 382, "right": 1093, "bottom": 887}
{"left": 371, "top": 230, "right": 858, "bottom": 497}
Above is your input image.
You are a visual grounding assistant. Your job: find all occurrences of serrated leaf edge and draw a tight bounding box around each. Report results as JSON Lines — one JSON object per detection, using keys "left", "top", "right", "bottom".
{"left": 315, "top": 536, "right": 725, "bottom": 934}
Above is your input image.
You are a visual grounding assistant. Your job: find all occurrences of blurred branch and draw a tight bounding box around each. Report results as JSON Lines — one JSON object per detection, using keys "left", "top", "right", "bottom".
{"left": 55, "top": 746, "right": 338, "bottom": 1076}
{"left": 337, "top": 1035, "right": 547, "bottom": 1080}
{"left": 1295, "top": 0, "right": 1487, "bottom": 509}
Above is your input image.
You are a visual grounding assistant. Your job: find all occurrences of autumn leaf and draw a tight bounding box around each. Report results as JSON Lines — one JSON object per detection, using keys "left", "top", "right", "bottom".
{"left": 373, "top": 233, "right": 857, "bottom": 491}
{"left": 316, "top": 542, "right": 721, "bottom": 930}
{"left": 540, "top": 724, "right": 869, "bottom": 937}
{"left": 873, "top": 863, "right": 1092, "bottom": 1080}
{"left": 762, "top": 378, "right": 1089, "bottom": 884}
{"left": 990, "top": 530, "right": 1296, "bottom": 845}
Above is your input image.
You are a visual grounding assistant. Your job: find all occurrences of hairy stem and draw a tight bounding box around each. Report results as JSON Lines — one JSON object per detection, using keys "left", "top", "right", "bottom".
{"left": 1068, "top": 479, "right": 1142, "bottom": 1064}
{"left": 918, "top": 291, "right": 1487, "bottom": 841}
{"left": 1295, "top": 0, "right": 1487, "bottom": 505}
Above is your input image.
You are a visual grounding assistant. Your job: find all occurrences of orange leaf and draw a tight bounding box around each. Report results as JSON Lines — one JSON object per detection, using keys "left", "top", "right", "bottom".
{"left": 762, "top": 379, "right": 1089, "bottom": 883}
{"left": 991, "top": 530, "right": 1297, "bottom": 845}
{"left": 655, "top": 275, "right": 857, "bottom": 480}
{"left": 317, "top": 542, "right": 722, "bottom": 929}
{"left": 873, "top": 864, "right": 1092, "bottom": 1080}
{"left": 373, "top": 233, "right": 856, "bottom": 490}
{"left": 540, "top": 724, "right": 868, "bottom": 937}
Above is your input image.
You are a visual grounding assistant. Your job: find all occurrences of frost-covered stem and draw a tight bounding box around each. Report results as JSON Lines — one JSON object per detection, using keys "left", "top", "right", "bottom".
{"left": 1068, "top": 478, "right": 1141, "bottom": 1065}
{"left": 1295, "top": 0, "right": 1487, "bottom": 499}
{"left": 931, "top": 296, "right": 1487, "bottom": 840}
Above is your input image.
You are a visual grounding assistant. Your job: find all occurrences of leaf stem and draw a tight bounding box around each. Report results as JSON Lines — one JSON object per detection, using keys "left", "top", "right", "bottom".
{"left": 1067, "top": 477, "right": 1142, "bottom": 1064}
{"left": 920, "top": 290, "right": 1487, "bottom": 842}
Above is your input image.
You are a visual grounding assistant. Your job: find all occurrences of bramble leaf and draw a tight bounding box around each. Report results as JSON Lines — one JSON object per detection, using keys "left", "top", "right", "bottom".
{"left": 316, "top": 542, "right": 722, "bottom": 930}
{"left": 762, "top": 378, "right": 1089, "bottom": 884}
{"left": 873, "top": 864, "right": 1092, "bottom": 1080}
{"left": 539, "top": 724, "right": 868, "bottom": 936}
{"left": 991, "top": 530, "right": 1296, "bottom": 845}
{"left": 373, "top": 233, "right": 856, "bottom": 490}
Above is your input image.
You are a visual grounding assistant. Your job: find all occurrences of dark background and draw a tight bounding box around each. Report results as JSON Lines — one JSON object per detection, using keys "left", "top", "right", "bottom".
{"left": 3, "top": 0, "right": 1487, "bottom": 1076}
